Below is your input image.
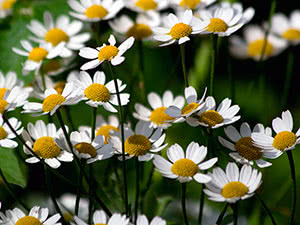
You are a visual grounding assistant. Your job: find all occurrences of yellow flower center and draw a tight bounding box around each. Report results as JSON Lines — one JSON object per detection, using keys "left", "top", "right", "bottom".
{"left": 181, "top": 102, "right": 200, "bottom": 115}
{"left": 74, "top": 142, "right": 97, "bottom": 158}
{"left": 33, "top": 136, "right": 61, "bottom": 159}
{"left": 135, "top": 0, "right": 157, "bottom": 10}
{"left": 0, "top": 126, "right": 8, "bottom": 140}
{"left": 0, "top": 99, "right": 8, "bottom": 114}
{"left": 235, "top": 137, "right": 262, "bottom": 161}
{"left": 221, "top": 181, "right": 248, "bottom": 198}
{"left": 84, "top": 83, "right": 110, "bottom": 102}
{"left": 15, "top": 216, "right": 42, "bottom": 225}
{"left": 248, "top": 39, "right": 274, "bottom": 57}
{"left": 171, "top": 158, "right": 198, "bottom": 177}
{"left": 126, "top": 24, "right": 153, "bottom": 40}
{"left": 169, "top": 23, "right": 193, "bottom": 39}
{"left": 98, "top": 45, "right": 119, "bottom": 61}
{"left": 125, "top": 134, "right": 152, "bottom": 156}
{"left": 1, "top": 0, "right": 16, "bottom": 10}
{"left": 272, "top": 131, "right": 296, "bottom": 151}
{"left": 63, "top": 212, "right": 73, "bottom": 223}
{"left": 179, "top": 0, "right": 201, "bottom": 9}
{"left": 150, "top": 106, "right": 174, "bottom": 125}
{"left": 85, "top": 4, "right": 108, "bottom": 19}
{"left": 93, "top": 224, "right": 106, "bottom": 225}
{"left": 42, "top": 60, "right": 61, "bottom": 74}
{"left": 0, "top": 88, "right": 8, "bottom": 99}
{"left": 199, "top": 110, "right": 224, "bottom": 127}
{"left": 96, "top": 125, "right": 119, "bottom": 144}
{"left": 206, "top": 18, "right": 228, "bottom": 32}
{"left": 282, "top": 28, "right": 300, "bottom": 40}
{"left": 28, "top": 48, "right": 48, "bottom": 62}
{"left": 42, "top": 94, "right": 66, "bottom": 113}
{"left": 45, "top": 28, "right": 69, "bottom": 46}
{"left": 54, "top": 82, "right": 66, "bottom": 95}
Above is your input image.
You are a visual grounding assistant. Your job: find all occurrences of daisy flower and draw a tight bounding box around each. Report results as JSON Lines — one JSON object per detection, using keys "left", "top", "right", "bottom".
{"left": 27, "top": 11, "right": 90, "bottom": 57}
{"left": 270, "top": 11, "right": 300, "bottom": 45}
{"left": 171, "top": 0, "right": 215, "bottom": 11}
{"left": 137, "top": 215, "right": 166, "bottom": 225}
{"left": 76, "top": 71, "right": 129, "bottom": 112}
{"left": 252, "top": 110, "right": 300, "bottom": 157}
{"left": 0, "top": 117, "right": 22, "bottom": 148}
{"left": 218, "top": 123, "right": 275, "bottom": 168}
{"left": 110, "top": 120, "right": 167, "bottom": 161}
{"left": 204, "top": 162, "right": 262, "bottom": 203}
{"left": 153, "top": 10, "right": 209, "bottom": 46}
{"left": 0, "top": 0, "right": 16, "bottom": 18}
{"left": 230, "top": 25, "right": 287, "bottom": 61}
{"left": 109, "top": 11, "right": 160, "bottom": 41}
{"left": 22, "top": 120, "right": 73, "bottom": 168}
{"left": 22, "top": 81, "right": 82, "bottom": 116}
{"left": 5, "top": 206, "right": 61, "bottom": 225}
{"left": 125, "top": 0, "right": 169, "bottom": 13}
{"left": 165, "top": 86, "right": 206, "bottom": 123}
{"left": 79, "top": 34, "right": 135, "bottom": 70}
{"left": 133, "top": 90, "right": 184, "bottom": 129}
{"left": 153, "top": 142, "right": 218, "bottom": 183}
{"left": 186, "top": 96, "right": 240, "bottom": 129}
{"left": 74, "top": 210, "right": 129, "bottom": 225}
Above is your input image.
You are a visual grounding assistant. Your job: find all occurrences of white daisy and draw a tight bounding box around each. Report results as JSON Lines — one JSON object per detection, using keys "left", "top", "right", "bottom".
{"left": 153, "top": 10, "right": 209, "bottom": 46}
{"left": 171, "top": 0, "right": 215, "bottom": 11}
{"left": 198, "top": 2, "right": 254, "bottom": 36}
{"left": 204, "top": 162, "right": 262, "bottom": 203}
{"left": 68, "top": 0, "right": 124, "bottom": 22}
{"left": 252, "top": 110, "right": 300, "bottom": 158}
{"left": 218, "top": 123, "right": 275, "bottom": 168}
{"left": 153, "top": 142, "right": 218, "bottom": 183}
{"left": 110, "top": 120, "right": 167, "bottom": 161}
{"left": 133, "top": 90, "right": 185, "bottom": 129}
{"left": 0, "top": 0, "right": 16, "bottom": 18}
{"left": 125, "top": 0, "right": 169, "bottom": 13}
{"left": 137, "top": 215, "right": 166, "bottom": 225}
{"left": 186, "top": 96, "right": 240, "bottom": 129}
{"left": 79, "top": 34, "right": 135, "bottom": 69}
{"left": 76, "top": 70, "right": 129, "bottom": 112}
{"left": 165, "top": 86, "right": 206, "bottom": 123}
{"left": 0, "top": 116, "right": 22, "bottom": 149}
{"left": 230, "top": 24, "right": 287, "bottom": 61}
{"left": 22, "top": 81, "right": 82, "bottom": 116}
{"left": 22, "top": 120, "right": 73, "bottom": 169}
{"left": 270, "top": 10, "right": 300, "bottom": 45}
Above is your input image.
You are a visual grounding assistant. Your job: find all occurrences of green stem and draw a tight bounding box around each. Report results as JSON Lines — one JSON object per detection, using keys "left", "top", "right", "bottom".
{"left": 137, "top": 40, "right": 146, "bottom": 102}
{"left": 287, "top": 151, "right": 297, "bottom": 225}
{"left": 64, "top": 106, "right": 75, "bottom": 132}
{"left": 198, "top": 184, "right": 205, "bottom": 224}
{"left": 134, "top": 158, "right": 140, "bottom": 224}
{"left": 91, "top": 107, "right": 97, "bottom": 141}
{"left": 88, "top": 165, "right": 93, "bottom": 224}
{"left": 282, "top": 48, "right": 294, "bottom": 108}
{"left": 210, "top": 34, "right": 218, "bottom": 96}
{"left": 232, "top": 202, "right": 238, "bottom": 225}
{"left": 40, "top": 69, "right": 46, "bottom": 91}
{"left": 215, "top": 203, "right": 229, "bottom": 225}
{"left": 140, "top": 164, "right": 154, "bottom": 213}
{"left": 180, "top": 44, "right": 189, "bottom": 88}
{"left": 181, "top": 183, "right": 189, "bottom": 225}
{"left": 256, "top": 193, "right": 277, "bottom": 225}
{"left": 75, "top": 167, "right": 83, "bottom": 216}
{"left": 227, "top": 39, "right": 235, "bottom": 102}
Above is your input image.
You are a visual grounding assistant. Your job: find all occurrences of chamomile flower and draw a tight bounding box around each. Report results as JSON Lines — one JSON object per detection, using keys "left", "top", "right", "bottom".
{"left": 110, "top": 120, "right": 167, "bottom": 161}
{"left": 27, "top": 11, "right": 91, "bottom": 57}
{"left": 204, "top": 162, "right": 262, "bottom": 203}
{"left": 198, "top": 2, "right": 254, "bottom": 36}
{"left": 270, "top": 11, "right": 300, "bottom": 45}
{"left": 5, "top": 206, "right": 61, "bottom": 225}
{"left": 79, "top": 34, "right": 135, "bottom": 69}
{"left": 22, "top": 120, "right": 73, "bottom": 168}
{"left": 109, "top": 11, "right": 160, "bottom": 41}
{"left": 171, "top": 0, "right": 215, "bottom": 11}
{"left": 252, "top": 110, "right": 300, "bottom": 157}
{"left": 218, "top": 123, "right": 275, "bottom": 168}
{"left": 77, "top": 71, "right": 129, "bottom": 112}
{"left": 165, "top": 86, "right": 206, "bottom": 123}
{"left": 230, "top": 25, "right": 287, "bottom": 61}
{"left": 0, "top": 117, "right": 22, "bottom": 148}
{"left": 68, "top": 0, "right": 124, "bottom": 22}
{"left": 137, "top": 215, "right": 166, "bottom": 225}
{"left": 23, "top": 81, "right": 82, "bottom": 116}
{"left": 0, "top": 86, "right": 29, "bottom": 114}
{"left": 153, "top": 142, "right": 217, "bottom": 183}
{"left": 0, "top": 0, "right": 16, "bottom": 18}
{"left": 186, "top": 96, "right": 240, "bottom": 129}
{"left": 125, "top": 0, "right": 169, "bottom": 13}
{"left": 153, "top": 10, "right": 209, "bottom": 46}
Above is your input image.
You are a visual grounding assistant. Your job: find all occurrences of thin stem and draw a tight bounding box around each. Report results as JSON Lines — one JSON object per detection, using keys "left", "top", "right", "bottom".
{"left": 91, "top": 107, "right": 97, "bottom": 141}
{"left": 227, "top": 39, "right": 235, "bottom": 102}
{"left": 198, "top": 184, "right": 205, "bottom": 224}
{"left": 287, "top": 151, "right": 297, "bottom": 225}
{"left": 88, "top": 165, "right": 93, "bottom": 224}
{"left": 180, "top": 44, "right": 189, "bottom": 88}
{"left": 137, "top": 40, "right": 146, "bottom": 101}
{"left": 140, "top": 164, "right": 154, "bottom": 212}
{"left": 232, "top": 202, "right": 238, "bottom": 225}
{"left": 134, "top": 158, "right": 140, "bottom": 224}
{"left": 107, "top": 62, "right": 129, "bottom": 216}
{"left": 255, "top": 193, "right": 277, "bottom": 225}
{"left": 64, "top": 106, "right": 75, "bottom": 132}
{"left": 210, "top": 34, "right": 218, "bottom": 96}
{"left": 75, "top": 167, "right": 83, "bottom": 216}
{"left": 0, "top": 169, "right": 29, "bottom": 211}
{"left": 181, "top": 183, "right": 189, "bottom": 225}
{"left": 282, "top": 48, "right": 294, "bottom": 108}
{"left": 40, "top": 70, "right": 46, "bottom": 92}
{"left": 215, "top": 203, "right": 229, "bottom": 225}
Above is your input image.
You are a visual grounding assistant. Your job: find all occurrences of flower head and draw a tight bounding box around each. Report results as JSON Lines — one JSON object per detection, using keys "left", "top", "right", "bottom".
{"left": 0, "top": 71, "right": 32, "bottom": 94}
{"left": 0, "top": 117, "right": 22, "bottom": 149}
{"left": 0, "top": 86, "right": 29, "bottom": 114}
{"left": 0, "top": 0, "right": 17, "bottom": 18}
{"left": 171, "top": 0, "right": 215, "bottom": 11}
{"left": 125, "top": 0, "right": 169, "bottom": 13}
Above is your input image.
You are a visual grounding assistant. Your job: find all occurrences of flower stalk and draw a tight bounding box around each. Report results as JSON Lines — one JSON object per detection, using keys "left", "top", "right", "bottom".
{"left": 180, "top": 44, "right": 189, "bottom": 88}
{"left": 181, "top": 183, "right": 190, "bottom": 225}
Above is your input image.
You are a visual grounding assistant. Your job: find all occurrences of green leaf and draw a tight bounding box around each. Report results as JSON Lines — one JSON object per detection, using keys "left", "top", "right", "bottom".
{"left": 0, "top": 147, "right": 28, "bottom": 188}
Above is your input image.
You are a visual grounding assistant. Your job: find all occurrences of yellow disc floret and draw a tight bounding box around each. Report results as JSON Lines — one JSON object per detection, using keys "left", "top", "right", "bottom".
{"left": 74, "top": 142, "right": 97, "bottom": 158}
{"left": 84, "top": 83, "right": 110, "bottom": 102}
{"left": 0, "top": 126, "right": 7, "bottom": 140}
{"left": 33, "top": 136, "right": 61, "bottom": 159}
{"left": 206, "top": 18, "right": 228, "bottom": 33}
{"left": 235, "top": 137, "right": 262, "bottom": 161}
{"left": 85, "top": 4, "right": 108, "bottom": 19}
{"left": 0, "top": 99, "right": 8, "bottom": 114}
{"left": 0, "top": 88, "right": 8, "bottom": 99}
{"left": 169, "top": 23, "right": 193, "bottom": 39}
{"left": 15, "top": 216, "right": 42, "bottom": 225}
{"left": 42, "top": 60, "right": 61, "bottom": 74}
{"left": 42, "top": 94, "right": 66, "bottom": 113}
{"left": 63, "top": 212, "right": 73, "bottom": 223}
{"left": 150, "top": 106, "right": 174, "bottom": 125}
{"left": 98, "top": 45, "right": 119, "bottom": 61}
{"left": 272, "top": 131, "right": 296, "bottom": 151}
{"left": 171, "top": 158, "right": 198, "bottom": 177}
{"left": 282, "top": 28, "right": 300, "bottom": 41}
{"left": 199, "top": 110, "right": 224, "bottom": 127}
{"left": 248, "top": 39, "right": 274, "bottom": 57}
{"left": 28, "top": 48, "right": 48, "bottom": 62}
{"left": 181, "top": 102, "right": 200, "bottom": 115}
{"left": 96, "top": 125, "right": 119, "bottom": 144}
{"left": 1, "top": 0, "right": 16, "bottom": 10}
{"left": 125, "top": 134, "right": 152, "bottom": 156}
{"left": 135, "top": 0, "right": 157, "bottom": 10}
{"left": 45, "top": 28, "right": 69, "bottom": 46}
{"left": 180, "top": 0, "right": 201, "bottom": 9}
{"left": 221, "top": 181, "right": 248, "bottom": 198}
{"left": 127, "top": 24, "right": 152, "bottom": 40}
